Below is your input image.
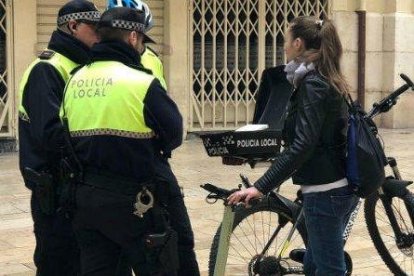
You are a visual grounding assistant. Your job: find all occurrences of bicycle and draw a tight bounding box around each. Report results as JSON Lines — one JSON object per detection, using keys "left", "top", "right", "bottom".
{"left": 201, "top": 74, "right": 414, "bottom": 276}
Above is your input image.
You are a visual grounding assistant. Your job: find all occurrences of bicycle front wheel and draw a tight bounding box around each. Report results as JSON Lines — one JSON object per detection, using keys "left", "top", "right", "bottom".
{"left": 208, "top": 197, "right": 307, "bottom": 276}
{"left": 365, "top": 190, "right": 414, "bottom": 275}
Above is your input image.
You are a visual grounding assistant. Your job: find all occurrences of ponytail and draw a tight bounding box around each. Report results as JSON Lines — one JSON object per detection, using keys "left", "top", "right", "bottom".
{"left": 290, "top": 17, "right": 349, "bottom": 94}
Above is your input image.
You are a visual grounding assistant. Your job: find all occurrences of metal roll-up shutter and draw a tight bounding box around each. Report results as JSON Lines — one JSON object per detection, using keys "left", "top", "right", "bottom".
{"left": 190, "top": 0, "right": 330, "bottom": 131}
{"left": 0, "top": 0, "right": 13, "bottom": 138}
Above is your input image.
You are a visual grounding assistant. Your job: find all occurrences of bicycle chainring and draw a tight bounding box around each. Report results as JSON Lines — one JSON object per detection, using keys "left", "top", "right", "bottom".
{"left": 397, "top": 233, "right": 414, "bottom": 257}
{"left": 248, "top": 255, "right": 284, "bottom": 276}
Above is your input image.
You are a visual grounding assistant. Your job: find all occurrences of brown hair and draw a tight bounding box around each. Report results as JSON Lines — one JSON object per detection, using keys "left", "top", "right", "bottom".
{"left": 289, "top": 16, "right": 349, "bottom": 94}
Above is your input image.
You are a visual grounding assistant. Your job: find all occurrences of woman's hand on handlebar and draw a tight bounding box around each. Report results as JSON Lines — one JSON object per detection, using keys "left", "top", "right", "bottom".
{"left": 227, "top": 187, "right": 263, "bottom": 206}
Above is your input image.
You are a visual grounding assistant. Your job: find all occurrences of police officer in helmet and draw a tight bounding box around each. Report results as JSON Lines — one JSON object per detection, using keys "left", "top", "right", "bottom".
{"left": 107, "top": 2, "right": 200, "bottom": 276}
{"left": 18, "top": 1, "right": 100, "bottom": 275}
{"left": 61, "top": 6, "right": 183, "bottom": 275}
{"left": 108, "top": 0, "right": 167, "bottom": 89}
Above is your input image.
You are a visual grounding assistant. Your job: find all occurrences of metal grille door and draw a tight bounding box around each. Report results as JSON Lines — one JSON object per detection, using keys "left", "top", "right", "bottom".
{"left": 190, "top": 0, "right": 329, "bottom": 131}
{"left": 0, "top": 0, "right": 13, "bottom": 138}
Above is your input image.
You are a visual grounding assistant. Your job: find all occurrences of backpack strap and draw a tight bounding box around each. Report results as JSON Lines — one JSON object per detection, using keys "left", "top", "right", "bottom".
{"left": 344, "top": 93, "right": 353, "bottom": 108}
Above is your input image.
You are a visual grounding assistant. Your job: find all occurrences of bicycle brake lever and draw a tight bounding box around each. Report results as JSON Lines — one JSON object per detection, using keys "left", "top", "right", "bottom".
{"left": 240, "top": 174, "right": 252, "bottom": 188}
{"left": 205, "top": 194, "right": 219, "bottom": 204}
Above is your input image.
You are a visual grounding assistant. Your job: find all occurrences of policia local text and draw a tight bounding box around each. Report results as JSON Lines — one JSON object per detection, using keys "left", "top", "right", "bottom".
{"left": 70, "top": 77, "right": 113, "bottom": 98}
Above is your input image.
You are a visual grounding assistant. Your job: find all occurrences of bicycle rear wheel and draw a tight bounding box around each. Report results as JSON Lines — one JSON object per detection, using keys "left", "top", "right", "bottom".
{"left": 208, "top": 197, "right": 307, "bottom": 276}
{"left": 365, "top": 190, "right": 414, "bottom": 275}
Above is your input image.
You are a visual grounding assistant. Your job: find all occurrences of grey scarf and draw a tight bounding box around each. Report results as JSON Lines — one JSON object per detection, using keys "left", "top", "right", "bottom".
{"left": 284, "top": 60, "right": 315, "bottom": 88}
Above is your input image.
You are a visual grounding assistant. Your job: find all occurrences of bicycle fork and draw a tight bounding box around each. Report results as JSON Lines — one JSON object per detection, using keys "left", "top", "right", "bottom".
{"left": 378, "top": 157, "right": 414, "bottom": 248}
{"left": 213, "top": 205, "right": 235, "bottom": 276}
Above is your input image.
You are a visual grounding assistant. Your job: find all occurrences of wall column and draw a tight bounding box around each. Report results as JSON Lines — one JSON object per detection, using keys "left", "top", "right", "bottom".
{"left": 13, "top": 0, "right": 37, "bottom": 95}
{"left": 10, "top": 0, "right": 37, "bottom": 141}
{"left": 332, "top": 1, "right": 359, "bottom": 100}
{"left": 382, "top": 0, "right": 414, "bottom": 128}
{"left": 163, "top": 0, "right": 190, "bottom": 135}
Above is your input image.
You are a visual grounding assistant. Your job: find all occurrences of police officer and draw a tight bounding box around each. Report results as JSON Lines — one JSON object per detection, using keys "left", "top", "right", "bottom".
{"left": 107, "top": 2, "right": 200, "bottom": 275}
{"left": 61, "top": 7, "right": 183, "bottom": 275}
{"left": 108, "top": 0, "right": 167, "bottom": 89}
{"left": 18, "top": 1, "right": 100, "bottom": 275}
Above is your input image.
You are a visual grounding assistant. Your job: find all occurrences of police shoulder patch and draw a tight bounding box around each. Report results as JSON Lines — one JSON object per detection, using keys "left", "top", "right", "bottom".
{"left": 38, "top": 50, "right": 55, "bottom": 60}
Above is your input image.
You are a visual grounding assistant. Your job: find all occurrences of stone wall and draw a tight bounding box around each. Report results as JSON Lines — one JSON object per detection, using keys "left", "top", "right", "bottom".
{"left": 332, "top": 0, "right": 414, "bottom": 128}
{"left": 382, "top": 12, "right": 414, "bottom": 128}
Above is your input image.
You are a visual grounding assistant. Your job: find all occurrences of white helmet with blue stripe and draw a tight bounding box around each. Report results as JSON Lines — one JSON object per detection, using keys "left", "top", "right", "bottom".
{"left": 107, "top": 0, "right": 153, "bottom": 32}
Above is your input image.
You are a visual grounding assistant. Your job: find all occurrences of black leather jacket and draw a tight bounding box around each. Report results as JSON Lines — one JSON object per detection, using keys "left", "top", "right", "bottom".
{"left": 254, "top": 71, "right": 348, "bottom": 194}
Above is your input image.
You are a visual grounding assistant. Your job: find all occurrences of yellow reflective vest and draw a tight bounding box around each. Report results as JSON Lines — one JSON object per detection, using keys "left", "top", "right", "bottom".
{"left": 141, "top": 47, "right": 167, "bottom": 90}
{"left": 61, "top": 61, "right": 155, "bottom": 138}
{"left": 19, "top": 50, "right": 78, "bottom": 122}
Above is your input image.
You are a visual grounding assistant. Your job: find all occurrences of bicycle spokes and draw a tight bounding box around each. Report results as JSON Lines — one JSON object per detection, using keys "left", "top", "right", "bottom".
{"left": 224, "top": 210, "right": 305, "bottom": 275}
{"left": 376, "top": 196, "right": 414, "bottom": 268}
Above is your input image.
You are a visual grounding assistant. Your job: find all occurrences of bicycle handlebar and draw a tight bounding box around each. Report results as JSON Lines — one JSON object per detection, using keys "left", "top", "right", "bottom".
{"left": 401, "top": 73, "right": 414, "bottom": 88}
{"left": 201, "top": 183, "right": 233, "bottom": 198}
{"left": 201, "top": 174, "right": 254, "bottom": 198}
{"left": 367, "top": 74, "right": 414, "bottom": 118}
{"left": 201, "top": 183, "right": 262, "bottom": 206}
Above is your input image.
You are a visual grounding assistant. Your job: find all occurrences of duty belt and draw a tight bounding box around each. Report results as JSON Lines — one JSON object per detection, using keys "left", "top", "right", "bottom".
{"left": 82, "top": 168, "right": 154, "bottom": 196}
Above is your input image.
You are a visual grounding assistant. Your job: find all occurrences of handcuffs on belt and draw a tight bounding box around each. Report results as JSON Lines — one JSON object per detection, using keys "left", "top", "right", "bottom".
{"left": 133, "top": 186, "right": 154, "bottom": 217}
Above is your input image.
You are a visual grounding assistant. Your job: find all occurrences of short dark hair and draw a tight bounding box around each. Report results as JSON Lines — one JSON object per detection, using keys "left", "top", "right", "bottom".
{"left": 97, "top": 27, "right": 131, "bottom": 42}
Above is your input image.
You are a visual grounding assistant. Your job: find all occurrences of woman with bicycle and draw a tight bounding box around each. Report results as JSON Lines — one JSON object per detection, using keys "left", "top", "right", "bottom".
{"left": 228, "top": 16, "right": 358, "bottom": 275}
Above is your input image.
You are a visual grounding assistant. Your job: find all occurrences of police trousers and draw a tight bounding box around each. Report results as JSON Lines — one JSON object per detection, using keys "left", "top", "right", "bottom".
{"left": 73, "top": 181, "right": 177, "bottom": 276}
{"left": 30, "top": 188, "right": 79, "bottom": 276}
{"left": 115, "top": 160, "right": 200, "bottom": 276}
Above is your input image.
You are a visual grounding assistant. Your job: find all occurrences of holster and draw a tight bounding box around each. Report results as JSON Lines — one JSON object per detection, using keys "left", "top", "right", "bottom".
{"left": 146, "top": 177, "right": 179, "bottom": 273}
{"left": 145, "top": 205, "right": 179, "bottom": 274}
{"left": 145, "top": 226, "right": 179, "bottom": 274}
{"left": 23, "top": 167, "right": 55, "bottom": 215}
{"left": 58, "top": 157, "right": 80, "bottom": 217}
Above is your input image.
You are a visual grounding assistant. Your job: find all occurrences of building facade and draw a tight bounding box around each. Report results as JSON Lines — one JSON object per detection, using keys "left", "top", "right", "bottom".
{"left": 0, "top": 0, "right": 413, "bottom": 144}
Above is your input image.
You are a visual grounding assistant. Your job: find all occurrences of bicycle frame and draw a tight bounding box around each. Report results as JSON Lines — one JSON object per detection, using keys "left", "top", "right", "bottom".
{"left": 213, "top": 205, "right": 235, "bottom": 276}
{"left": 211, "top": 159, "right": 411, "bottom": 276}
{"left": 212, "top": 195, "right": 362, "bottom": 276}
{"left": 210, "top": 74, "right": 414, "bottom": 276}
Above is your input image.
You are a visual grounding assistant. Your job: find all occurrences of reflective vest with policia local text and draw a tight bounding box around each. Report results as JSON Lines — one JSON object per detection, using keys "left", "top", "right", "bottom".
{"left": 19, "top": 50, "right": 78, "bottom": 122}
{"left": 60, "top": 61, "right": 155, "bottom": 140}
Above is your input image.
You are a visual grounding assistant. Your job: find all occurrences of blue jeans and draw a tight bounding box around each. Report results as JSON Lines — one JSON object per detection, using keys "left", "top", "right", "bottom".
{"left": 302, "top": 186, "right": 358, "bottom": 276}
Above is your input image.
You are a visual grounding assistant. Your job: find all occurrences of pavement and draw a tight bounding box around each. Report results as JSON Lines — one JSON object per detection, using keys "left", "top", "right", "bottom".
{"left": 1, "top": 128, "right": 414, "bottom": 275}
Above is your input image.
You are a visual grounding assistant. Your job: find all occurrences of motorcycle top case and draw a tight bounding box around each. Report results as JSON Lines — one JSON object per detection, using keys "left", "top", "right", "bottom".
{"left": 200, "top": 129, "right": 282, "bottom": 159}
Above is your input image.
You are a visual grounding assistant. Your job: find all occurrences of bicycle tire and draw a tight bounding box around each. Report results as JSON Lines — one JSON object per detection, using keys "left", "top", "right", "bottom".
{"left": 208, "top": 197, "right": 307, "bottom": 276}
{"left": 365, "top": 190, "right": 414, "bottom": 275}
